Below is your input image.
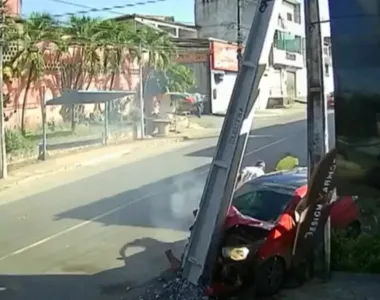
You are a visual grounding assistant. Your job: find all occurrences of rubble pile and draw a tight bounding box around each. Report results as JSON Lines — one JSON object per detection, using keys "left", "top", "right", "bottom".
{"left": 155, "top": 277, "right": 205, "bottom": 300}
{"left": 133, "top": 273, "right": 206, "bottom": 300}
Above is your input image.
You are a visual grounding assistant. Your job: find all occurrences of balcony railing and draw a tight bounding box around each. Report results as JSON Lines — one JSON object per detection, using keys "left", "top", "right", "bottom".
{"left": 272, "top": 47, "right": 304, "bottom": 68}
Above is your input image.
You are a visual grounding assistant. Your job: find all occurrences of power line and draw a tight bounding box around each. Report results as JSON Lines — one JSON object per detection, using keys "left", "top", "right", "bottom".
{"left": 48, "top": 0, "right": 125, "bottom": 16}
{"left": 19, "top": 0, "right": 194, "bottom": 34}
{"left": 46, "top": 0, "right": 172, "bottom": 19}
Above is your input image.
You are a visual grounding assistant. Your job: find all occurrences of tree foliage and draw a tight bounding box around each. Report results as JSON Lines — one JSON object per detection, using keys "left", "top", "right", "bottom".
{"left": 3, "top": 13, "right": 196, "bottom": 132}
{"left": 163, "top": 64, "right": 197, "bottom": 93}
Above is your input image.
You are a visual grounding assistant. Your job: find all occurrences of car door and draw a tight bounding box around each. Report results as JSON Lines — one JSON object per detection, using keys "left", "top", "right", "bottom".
{"left": 261, "top": 195, "right": 301, "bottom": 264}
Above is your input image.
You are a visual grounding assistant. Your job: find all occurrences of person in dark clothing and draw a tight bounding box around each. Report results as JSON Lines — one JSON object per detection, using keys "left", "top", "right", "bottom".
{"left": 194, "top": 93, "right": 204, "bottom": 118}
{"left": 195, "top": 101, "right": 203, "bottom": 118}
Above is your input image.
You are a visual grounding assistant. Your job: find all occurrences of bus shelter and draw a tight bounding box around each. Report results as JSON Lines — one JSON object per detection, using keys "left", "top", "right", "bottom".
{"left": 40, "top": 90, "right": 136, "bottom": 160}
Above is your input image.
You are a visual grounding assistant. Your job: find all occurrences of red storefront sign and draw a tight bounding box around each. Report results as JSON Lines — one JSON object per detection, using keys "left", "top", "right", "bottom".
{"left": 210, "top": 41, "right": 241, "bottom": 72}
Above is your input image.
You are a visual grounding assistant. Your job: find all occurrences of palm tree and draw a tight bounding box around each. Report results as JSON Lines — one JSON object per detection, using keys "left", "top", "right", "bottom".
{"left": 12, "top": 12, "right": 59, "bottom": 135}
{"left": 100, "top": 20, "right": 134, "bottom": 90}
{"left": 56, "top": 16, "right": 105, "bottom": 128}
{"left": 131, "top": 26, "right": 175, "bottom": 72}
{"left": 61, "top": 15, "right": 104, "bottom": 90}
{"left": 164, "top": 63, "right": 197, "bottom": 93}
{"left": 128, "top": 26, "right": 175, "bottom": 116}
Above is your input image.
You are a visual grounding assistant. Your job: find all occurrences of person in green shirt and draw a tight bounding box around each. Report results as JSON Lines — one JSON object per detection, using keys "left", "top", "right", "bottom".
{"left": 275, "top": 152, "right": 299, "bottom": 171}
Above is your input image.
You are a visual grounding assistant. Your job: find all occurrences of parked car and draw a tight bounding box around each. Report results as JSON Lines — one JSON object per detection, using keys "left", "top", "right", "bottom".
{"left": 194, "top": 167, "right": 360, "bottom": 298}
{"left": 327, "top": 92, "right": 334, "bottom": 108}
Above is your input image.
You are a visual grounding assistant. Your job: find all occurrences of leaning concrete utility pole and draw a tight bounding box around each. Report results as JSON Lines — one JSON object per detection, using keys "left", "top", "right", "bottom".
{"left": 0, "top": 0, "right": 7, "bottom": 179}
{"left": 236, "top": 0, "right": 243, "bottom": 69}
{"left": 182, "top": 0, "right": 281, "bottom": 285}
{"left": 303, "top": 0, "right": 329, "bottom": 279}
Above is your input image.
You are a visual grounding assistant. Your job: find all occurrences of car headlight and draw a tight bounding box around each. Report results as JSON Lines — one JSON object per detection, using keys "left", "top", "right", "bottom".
{"left": 221, "top": 246, "right": 250, "bottom": 261}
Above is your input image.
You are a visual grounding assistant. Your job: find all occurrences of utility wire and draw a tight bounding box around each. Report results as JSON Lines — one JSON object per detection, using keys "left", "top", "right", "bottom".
{"left": 5, "top": 0, "right": 249, "bottom": 51}
{"left": 46, "top": 0, "right": 172, "bottom": 19}
{"left": 16, "top": 0, "right": 194, "bottom": 34}
{"left": 48, "top": 0, "right": 125, "bottom": 16}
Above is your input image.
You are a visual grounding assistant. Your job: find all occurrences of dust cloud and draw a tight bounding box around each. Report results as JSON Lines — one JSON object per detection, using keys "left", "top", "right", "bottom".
{"left": 147, "top": 171, "right": 207, "bottom": 231}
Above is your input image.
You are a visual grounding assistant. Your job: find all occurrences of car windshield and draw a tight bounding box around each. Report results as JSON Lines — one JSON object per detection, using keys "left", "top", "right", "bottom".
{"left": 232, "top": 183, "right": 295, "bottom": 223}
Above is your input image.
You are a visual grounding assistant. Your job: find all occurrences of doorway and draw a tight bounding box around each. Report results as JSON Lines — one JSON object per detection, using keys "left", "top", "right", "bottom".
{"left": 286, "top": 70, "right": 296, "bottom": 105}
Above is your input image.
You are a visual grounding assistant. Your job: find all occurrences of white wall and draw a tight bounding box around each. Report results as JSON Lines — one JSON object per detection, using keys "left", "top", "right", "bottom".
{"left": 210, "top": 72, "right": 237, "bottom": 115}
{"left": 196, "top": 0, "right": 293, "bottom": 109}
{"left": 319, "top": 0, "right": 334, "bottom": 94}
{"left": 195, "top": 0, "right": 333, "bottom": 105}
{"left": 195, "top": 0, "right": 259, "bottom": 43}
{"left": 319, "top": 0, "right": 331, "bottom": 37}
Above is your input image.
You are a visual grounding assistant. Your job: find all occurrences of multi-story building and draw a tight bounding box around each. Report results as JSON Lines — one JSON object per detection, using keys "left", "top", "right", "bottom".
{"left": 195, "top": 0, "right": 334, "bottom": 109}
{"left": 320, "top": 0, "right": 334, "bottom": 96}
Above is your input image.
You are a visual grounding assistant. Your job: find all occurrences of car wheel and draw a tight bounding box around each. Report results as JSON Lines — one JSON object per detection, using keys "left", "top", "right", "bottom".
{"left": 255, "top": 256, "right": 285, "bottom": 296}
{"left": 346, "top": 221, "right": 361, "bottom": 238}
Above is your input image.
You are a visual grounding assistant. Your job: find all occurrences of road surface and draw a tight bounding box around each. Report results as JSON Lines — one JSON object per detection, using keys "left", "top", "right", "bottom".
{"left": 0, "top": 113, "right": 334, "bottom": 299}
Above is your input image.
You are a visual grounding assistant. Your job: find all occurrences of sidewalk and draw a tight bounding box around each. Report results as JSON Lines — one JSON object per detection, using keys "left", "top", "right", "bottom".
{"left": 0, "top": 136, "right": 187, "bottom": 192}
{"left": 189, "top": 103, "right": 306, "bottom": 129}
{"left": 0, "top": 106, "right": 306, "bottom": 193}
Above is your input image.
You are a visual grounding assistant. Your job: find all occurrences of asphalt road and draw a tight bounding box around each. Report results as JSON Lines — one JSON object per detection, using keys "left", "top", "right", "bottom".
{"left": 0, "top": 113, "right": 335, "bottom": 300}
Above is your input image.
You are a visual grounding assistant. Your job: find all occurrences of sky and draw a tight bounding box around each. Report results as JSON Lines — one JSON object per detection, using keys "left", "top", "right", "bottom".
{"left": 22, "top": 0, "right": 195, "bottom": 23}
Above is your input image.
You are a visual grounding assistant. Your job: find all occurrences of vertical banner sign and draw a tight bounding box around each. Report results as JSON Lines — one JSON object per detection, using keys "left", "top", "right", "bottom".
{"left": 292, "top": 148, "right": 336, "bottom": 265}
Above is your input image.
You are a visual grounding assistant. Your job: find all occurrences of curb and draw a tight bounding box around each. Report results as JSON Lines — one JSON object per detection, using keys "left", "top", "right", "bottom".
{"left": 0, "top": 136, "right": 187, "bottom": 193}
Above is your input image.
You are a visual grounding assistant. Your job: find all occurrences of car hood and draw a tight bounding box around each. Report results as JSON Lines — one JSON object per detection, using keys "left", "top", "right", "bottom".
{"left": 225, "top": 206, "right": 275, "bottom": 231}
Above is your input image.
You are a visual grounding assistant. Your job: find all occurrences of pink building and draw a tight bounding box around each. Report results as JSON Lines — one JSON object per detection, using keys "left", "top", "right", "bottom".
{"left": 3, "top": 46, "right": 140, "bottom": 129}
{"left": 5, "top": 0, "right": 21, "bottom": 16}
{"left": 2, "top": 1, "right": 141, "bottom": 130}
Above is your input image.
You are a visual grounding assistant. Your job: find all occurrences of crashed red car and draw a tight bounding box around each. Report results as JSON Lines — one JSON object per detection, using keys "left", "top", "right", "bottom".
{"left": 203, "top": 167, "right": 360, "bottom": 297}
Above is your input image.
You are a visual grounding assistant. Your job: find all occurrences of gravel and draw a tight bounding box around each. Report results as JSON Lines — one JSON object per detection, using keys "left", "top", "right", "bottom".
{"left": 155, "top": 277, "right": 205, "bottom": 300}
{"left": 129, "top": 271, "right": 206, "bottom": 300}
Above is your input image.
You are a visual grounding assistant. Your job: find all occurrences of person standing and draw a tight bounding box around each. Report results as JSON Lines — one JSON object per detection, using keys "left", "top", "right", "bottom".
{"left": 237, "top": 160, "right": 266, "bottom": 184}
{"left": 193, "top": 93, "right": 204, "bottom": 118}
{"left": 152, "top": 97, "right": 160, "bottom": 118}
{"left": 275, "top": 152, "right": 299, "bottom": 171}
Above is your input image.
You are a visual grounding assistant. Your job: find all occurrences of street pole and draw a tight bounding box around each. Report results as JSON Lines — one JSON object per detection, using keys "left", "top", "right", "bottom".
{"left": 139, "top": 43, "right": 145, "bottom": 139}
{"left": 0, "top": 0, "right": 7, "bottom": 179}
{"left": 40, "top": 86, "right": 47, "bottom": 160}
{"left": 304, "top": 0, "right": 329, "bottom": 279}
{"left": 182, "top": 0, "right": 281, "bottom": 285}
{"left": 236, "top": 0, "right": 243, "bottom": 69}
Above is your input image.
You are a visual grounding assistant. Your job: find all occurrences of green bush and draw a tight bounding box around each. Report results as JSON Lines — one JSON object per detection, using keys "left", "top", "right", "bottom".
{"left": 5, "top": 129, "right": 30, "bottom": 154}
{"left": 331, "top": 231, "right": 380, "bottom": 273}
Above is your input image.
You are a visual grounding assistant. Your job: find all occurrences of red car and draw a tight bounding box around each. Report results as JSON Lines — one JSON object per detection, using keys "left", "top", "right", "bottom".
{"left": 205, "top": 167, "right": 360, "bottom": 298}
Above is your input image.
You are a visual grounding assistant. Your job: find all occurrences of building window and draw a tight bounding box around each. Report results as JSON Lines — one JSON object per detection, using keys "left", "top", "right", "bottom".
{"left": 287, "top": 12, "right": 293, "bottom": 21}
{"left": 278, "top": 16, "right": 284, "bottom": 27}
{"left": 325, "top": 64, "right": 330, "bottom": 77}
{"left": 274, "top": 30, "right": 302, "bottom": 54}
{"left": 294, "top": 4, "right": 301, "bottom": 24}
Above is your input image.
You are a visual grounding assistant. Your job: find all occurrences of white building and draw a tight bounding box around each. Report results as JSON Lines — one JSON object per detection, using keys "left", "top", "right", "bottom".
{"left": 320, "top": 0, "right": 334, "bottom": 96}
{"left": 195, "top": 0, "right": 334, "bottom": 111}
